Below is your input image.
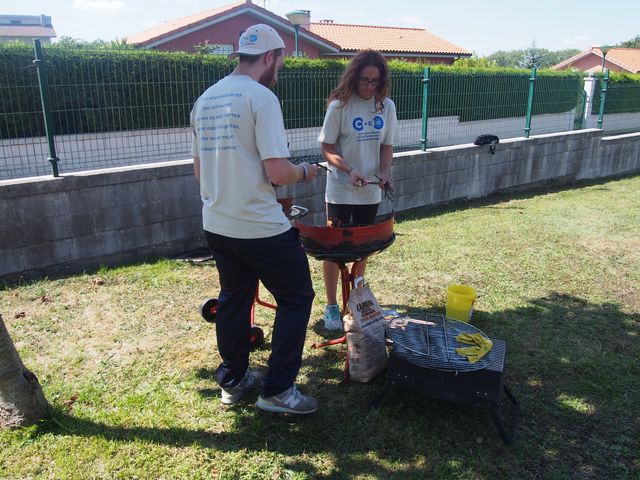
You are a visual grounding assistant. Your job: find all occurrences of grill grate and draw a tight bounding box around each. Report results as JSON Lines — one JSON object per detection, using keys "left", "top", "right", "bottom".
{"left": 385, "top": 313, "right": 494, "bottom": 372}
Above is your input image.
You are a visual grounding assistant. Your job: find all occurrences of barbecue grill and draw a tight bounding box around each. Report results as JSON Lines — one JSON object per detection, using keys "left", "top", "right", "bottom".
{"left": 294, "top": 214, "right": 395, "bottom": 359}
{"left": 296, "top": 214, "right": 519, "bottom": 443}
{"left": 373, "top": 314, "right": 520, "bottom": 444}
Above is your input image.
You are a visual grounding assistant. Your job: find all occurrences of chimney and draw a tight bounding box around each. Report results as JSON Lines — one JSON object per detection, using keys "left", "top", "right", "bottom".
{"left": 40, "top": 14, "right": 46, "bottom": 27}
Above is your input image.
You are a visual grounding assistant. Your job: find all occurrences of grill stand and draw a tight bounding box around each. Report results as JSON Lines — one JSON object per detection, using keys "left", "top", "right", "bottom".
{"left": 295, "top": 221, "right": 395, "bottom": 382}
{"left": 371, "top": 339, "right": 520, "bottom": 445}
{"left": 311, "top": 258, "right": 364, "bottom": 381}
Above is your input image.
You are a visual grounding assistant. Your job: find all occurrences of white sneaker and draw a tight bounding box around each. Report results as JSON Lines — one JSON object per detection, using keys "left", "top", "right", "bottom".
{"left": 323, "top": 304, "right": 342, "bottom": 331}
{"left": 256, "top": 385, "right": 318, "bottom": 414}
{"left": 220, "top": 370, "right": 263, "bottom": 405}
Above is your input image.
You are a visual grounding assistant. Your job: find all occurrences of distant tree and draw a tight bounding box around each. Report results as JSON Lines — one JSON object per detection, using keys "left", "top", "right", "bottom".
{"left": 486, "top": 49, "right": 524, "bottom": 68}
{"left": 0, "top": 314, "right": 50, "bottom": 429}
{"left": 486, "top": 47, "right": 579, "bottom": 69}
{"left": 543, "top": 49, "right": 581, "bottom": 67}
{"left": 109, "top": 37, "right": 133, "bottom": 50}
{"left": 54, "top": 36, "right": 133, "bottom": 49}
{"left": 617, "top": 35, "right": 640, "bottom": 48}
{"left": 518, "top": 40, "right": 546, "bottom": 69}
{"left": 55, "top": 36, "right": 101, "bottom": 48}
{"left": 451, "top": 56, "right": 497, "bottom": 68}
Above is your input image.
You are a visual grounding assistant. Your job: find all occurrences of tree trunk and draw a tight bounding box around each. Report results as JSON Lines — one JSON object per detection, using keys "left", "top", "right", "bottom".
{"left": 0, "top": 314, "right": 50, "bottom": 429}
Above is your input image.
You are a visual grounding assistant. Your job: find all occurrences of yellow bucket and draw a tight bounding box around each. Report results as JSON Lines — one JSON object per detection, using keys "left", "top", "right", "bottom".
{"left": 446, "top": 285, "right": 477, "bottom": 322}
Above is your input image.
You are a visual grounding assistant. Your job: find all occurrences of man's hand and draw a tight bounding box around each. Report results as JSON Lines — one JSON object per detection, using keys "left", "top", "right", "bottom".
{"left": 300, "top": 162, "right": 319, "bottom": 183}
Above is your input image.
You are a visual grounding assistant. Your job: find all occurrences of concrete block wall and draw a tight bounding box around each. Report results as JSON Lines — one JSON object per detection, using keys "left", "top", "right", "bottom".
{"left": 284, "top": 129, "right": 640, "bottom": 219}
{"left": 1, "top": 160, "right": 203, "bottom": 283}
{"left": 2, "top": 129, "right": 640, "bottom": 283}
{"left": 578, "top": 131, "right": 640, "bottom": 180}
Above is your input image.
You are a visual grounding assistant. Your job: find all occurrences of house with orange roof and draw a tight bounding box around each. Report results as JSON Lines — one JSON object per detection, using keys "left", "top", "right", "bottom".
{"left": 552, "top": 47, "right": 640, "bottom": 74}
{"left": 126, "top": 0, "right": 340, "bottom": 57}
{"left": 126, "top": 0, "right": 470, "bottom": 63}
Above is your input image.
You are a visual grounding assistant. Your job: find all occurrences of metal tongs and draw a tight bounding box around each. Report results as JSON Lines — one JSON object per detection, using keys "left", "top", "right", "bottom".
{"left": 310, "top": 163, "right": 394, "bottom": 201}
{"left": 309, "top": 162, "right": 329, "bottom": 171}
{"left": 368, "top": 174, "right": 394, "bottom": 201}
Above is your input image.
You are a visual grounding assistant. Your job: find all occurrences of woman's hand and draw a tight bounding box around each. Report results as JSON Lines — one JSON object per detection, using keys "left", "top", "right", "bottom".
{"left": 349, "top": 169, "right": 367, "bottom": 187}
{"left": 378, "top": 173, "right": 393, "bottom": 191}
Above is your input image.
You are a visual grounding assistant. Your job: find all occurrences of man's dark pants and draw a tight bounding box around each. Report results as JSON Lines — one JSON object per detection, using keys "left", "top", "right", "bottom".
{"left": 205, "top": 228, "right": 315, "bottom": 398}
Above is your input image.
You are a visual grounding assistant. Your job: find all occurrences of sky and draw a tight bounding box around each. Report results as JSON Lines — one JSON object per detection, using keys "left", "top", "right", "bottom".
{"left": 5, "top": 0, "right": 639, "bottom": 56}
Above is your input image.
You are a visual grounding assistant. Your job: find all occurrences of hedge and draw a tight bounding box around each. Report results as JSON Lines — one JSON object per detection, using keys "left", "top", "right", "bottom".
{"left": 1, "top": 44, "right": 587, "bottom": 139}
{"left": 0, "top": 45, "right": 234, "bottom": 139}
{"left": 590, "top": 71, "right": 640, "bottom": 115}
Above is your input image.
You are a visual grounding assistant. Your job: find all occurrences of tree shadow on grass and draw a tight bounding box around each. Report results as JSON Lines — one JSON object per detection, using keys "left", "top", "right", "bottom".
{"left": 384, "top": 292, "right": 640, "bottom": 478}
{"left": 32, "top": 293, "right": 639, "bottom": 479}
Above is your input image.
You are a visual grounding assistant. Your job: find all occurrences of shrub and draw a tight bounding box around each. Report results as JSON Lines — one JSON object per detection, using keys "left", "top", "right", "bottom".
{"left": 0, "top": 45, "right": 588, "bottom": 139}
{"left": 591, "top": 71, "right": 640, "bottom": 115}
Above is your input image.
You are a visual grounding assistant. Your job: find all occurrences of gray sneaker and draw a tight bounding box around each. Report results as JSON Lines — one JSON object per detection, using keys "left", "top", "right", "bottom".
{"left": 256, "top": 385, "right": 318, "bottom": 414}
{"left": 220, "top": 370, "right": 263, "bottom": 405}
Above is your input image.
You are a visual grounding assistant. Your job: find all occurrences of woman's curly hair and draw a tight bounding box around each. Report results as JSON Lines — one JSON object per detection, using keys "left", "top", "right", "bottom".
{"left": 326, "top": 49, "right": 390, "bottom": 112}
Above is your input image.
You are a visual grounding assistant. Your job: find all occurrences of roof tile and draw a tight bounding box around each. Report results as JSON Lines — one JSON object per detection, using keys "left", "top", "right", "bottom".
{"left": 607, "top": 48, "right": 640, "bottom": 73}
{"left": 309, "top": 22, "right": 470, "bottom": 55}
{"left": 127, "top": 0, "right": 247, "bottom": 45}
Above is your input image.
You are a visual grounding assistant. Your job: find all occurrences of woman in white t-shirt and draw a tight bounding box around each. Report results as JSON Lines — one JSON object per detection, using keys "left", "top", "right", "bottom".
{"left": 317, "top": 50, "right": 398, "bottom": 331}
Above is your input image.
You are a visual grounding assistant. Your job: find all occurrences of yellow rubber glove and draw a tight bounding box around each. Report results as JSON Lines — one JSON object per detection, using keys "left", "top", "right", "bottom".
{"left": 455, "top": 333, "right": 493, "bottom": 363}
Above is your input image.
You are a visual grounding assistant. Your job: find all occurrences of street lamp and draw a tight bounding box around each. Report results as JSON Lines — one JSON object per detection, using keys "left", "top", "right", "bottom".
{"left": 285, "top": 10, "right": 309, "bottom": 57}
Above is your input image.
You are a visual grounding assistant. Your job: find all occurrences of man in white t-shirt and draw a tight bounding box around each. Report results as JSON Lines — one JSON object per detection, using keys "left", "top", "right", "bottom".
{"left": 191, "top": 24, "right": 319, "bottom": 415}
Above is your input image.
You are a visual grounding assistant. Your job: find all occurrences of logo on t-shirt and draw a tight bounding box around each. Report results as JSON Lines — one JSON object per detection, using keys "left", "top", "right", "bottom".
{"left": 352, "top": 116, "right": 384, "bottom": 132}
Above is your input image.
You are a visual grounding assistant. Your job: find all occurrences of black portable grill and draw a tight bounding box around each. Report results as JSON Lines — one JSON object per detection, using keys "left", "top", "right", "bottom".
{"left": 373, "top": 315, "right": 520, "bottom": 445}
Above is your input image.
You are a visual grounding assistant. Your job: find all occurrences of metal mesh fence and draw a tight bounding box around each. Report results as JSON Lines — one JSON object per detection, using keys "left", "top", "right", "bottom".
{"left": 0, "top": 47, "right": 234, "bottom": 180}
{"left": 532, "top": 74, "right": 586, "bottom": 134}
{"left": 0, "top": 48, "right": 48, "bottom": 179}
{"left": 2, "top": 44, "right": 639, "bottom": 181}
{"left": 276, "top": 70, "right": 425, "bottom": 163}
{"left": 390, "top": 72, "right": 424, "bottom": 152}
{"left": 0, "top": 57, "right": 426, "bottom": 180}
{"left": 276, "top": 70, "right": 339, "bottom": 164}
{"left": 427, "top": 72, "right": 530, "bottom": 147}
{"left": 601, "top": 81, "right": 640, "bottom": 132}
{"left": 425, "top": 71, "right": 587, "bottom": 147}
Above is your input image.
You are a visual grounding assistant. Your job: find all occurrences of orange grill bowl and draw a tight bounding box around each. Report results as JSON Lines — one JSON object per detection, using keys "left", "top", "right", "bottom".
{"left": 294, "top": 214, "right": 394, "bottom": 250}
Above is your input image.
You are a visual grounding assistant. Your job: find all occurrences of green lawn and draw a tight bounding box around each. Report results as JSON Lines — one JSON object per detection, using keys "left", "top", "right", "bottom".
{"left": 1, "top": 175, "right": 639, "bottom": 480}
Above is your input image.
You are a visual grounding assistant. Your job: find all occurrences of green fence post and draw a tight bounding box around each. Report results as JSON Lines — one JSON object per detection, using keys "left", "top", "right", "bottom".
{"left": 33, "top": 38, "right": 59, "bottom": 177}
{"left": 597, "top": 69, "right": 609, "bottom": 129}
{"left": 524, "top": 67, "right": 537, "bottom": 138}
{"left": 420, "top": 67, "right": 430, "bottom": 151}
